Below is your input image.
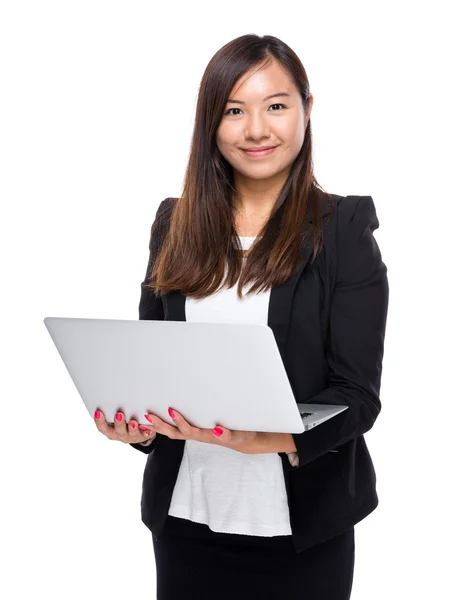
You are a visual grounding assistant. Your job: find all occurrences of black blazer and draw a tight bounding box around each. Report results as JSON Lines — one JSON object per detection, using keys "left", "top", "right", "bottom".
{"left": 130, "top": 191, "right": 389, "bottom": 554}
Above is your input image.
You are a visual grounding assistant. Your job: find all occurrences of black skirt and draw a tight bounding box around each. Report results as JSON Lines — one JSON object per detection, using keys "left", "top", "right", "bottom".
{"left": 152, "top": 515, "right": 355, "bottom": 600}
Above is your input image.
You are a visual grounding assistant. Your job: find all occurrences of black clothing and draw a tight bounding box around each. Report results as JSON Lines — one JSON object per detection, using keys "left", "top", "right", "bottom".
{"left": 131, "top": 191, "right": 389, "bottom": 554}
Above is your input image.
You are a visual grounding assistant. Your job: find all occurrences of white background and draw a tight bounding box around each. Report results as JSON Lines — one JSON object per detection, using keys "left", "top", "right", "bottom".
{"left": 1, "top": 1, "right": 448, "bottom": 598}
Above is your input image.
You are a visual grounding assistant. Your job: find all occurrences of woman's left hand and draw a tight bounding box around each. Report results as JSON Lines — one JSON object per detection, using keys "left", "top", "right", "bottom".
{"left": 141, "top": 407, "right": 264, "bottom": 454}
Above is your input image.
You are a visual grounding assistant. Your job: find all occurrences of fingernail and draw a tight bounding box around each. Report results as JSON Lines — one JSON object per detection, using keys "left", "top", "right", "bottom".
{"left": 129, "top": 422, "right": 136, "bottom": 429}
{"left": 212, "top": 427, "right": 223, "bottom": 437}
{"left": 168, "top": 408, "right": 176, "bottom": 419}
{"left": 115, "top": 413, "right": 123, "bottom": 422}
{"left": 94, "top": 411, "right": 100, "bottom": 420}
{"left": 139, "top": 425, "right": 149, "bottom": 431}
{"left": 145, "top": 415, "right": 153, "bottom": 424}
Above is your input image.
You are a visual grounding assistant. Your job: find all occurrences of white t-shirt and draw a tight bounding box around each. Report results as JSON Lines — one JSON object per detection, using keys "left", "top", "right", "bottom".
{"left": 165, "top": 236, "right": 298, "bottom": 537}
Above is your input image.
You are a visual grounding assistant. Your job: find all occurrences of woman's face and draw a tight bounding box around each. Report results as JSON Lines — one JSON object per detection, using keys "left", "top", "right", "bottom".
{"left": 216, "top": 60, "right": 313, "bottom": 184}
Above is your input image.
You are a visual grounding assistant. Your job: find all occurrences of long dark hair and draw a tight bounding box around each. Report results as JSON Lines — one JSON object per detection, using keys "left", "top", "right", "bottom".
{"left": 147, "top": 34, "right": 334, "bottom": 300}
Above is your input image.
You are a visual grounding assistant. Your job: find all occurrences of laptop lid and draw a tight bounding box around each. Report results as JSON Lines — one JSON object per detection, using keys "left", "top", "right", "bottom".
{"left": 43, "top": 317, "right": 346, "bottom": 435}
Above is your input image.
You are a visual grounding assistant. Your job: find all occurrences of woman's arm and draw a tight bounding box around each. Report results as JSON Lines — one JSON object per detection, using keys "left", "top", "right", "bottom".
{"left": 288, "top": 195, "right": 389, "bottom": 469}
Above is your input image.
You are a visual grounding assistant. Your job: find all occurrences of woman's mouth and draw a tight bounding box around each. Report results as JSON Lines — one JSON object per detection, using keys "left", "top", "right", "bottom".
{"left": 242, "top": 146, "right": 278, "bottom": 157}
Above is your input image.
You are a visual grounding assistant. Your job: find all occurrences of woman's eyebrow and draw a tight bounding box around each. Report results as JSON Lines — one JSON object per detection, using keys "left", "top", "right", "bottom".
{"left": 226, "top": 92, "right": 291, "bottom": 105}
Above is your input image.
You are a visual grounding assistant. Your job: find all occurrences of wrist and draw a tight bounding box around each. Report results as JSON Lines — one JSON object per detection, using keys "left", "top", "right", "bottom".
{"left": 256, "top": 432, "right": 297, "bottom": 454}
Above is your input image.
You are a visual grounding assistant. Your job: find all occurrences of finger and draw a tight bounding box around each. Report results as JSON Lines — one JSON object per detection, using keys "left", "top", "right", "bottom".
{"left": 140, "top": 413, "right": 157, "bottom": 437}
{"left": 168, "top": 408, "right": 208, "bottom": 443}
{"left": 94, "top": 410, "right": 115, "bottom": 439}
{"left": 167, "top": 408, "right": 196, "bottom": 437}
{"left": 145, "top": 413, "right": 183, "bottom": 440}
{"left": 211, "top": 424, "right": 226, "bottom": 443}
{"left": 141, "top": 428, "right": 157, "bottom": 442}
{"left": 127, "top": 418, "right": 141, "bottom": 441}
{"left": 137, "top": 425, "right": 156, "bottom": 439}
{"left": 137, "top": 423, "right": 156, "bottom": 439}
{"left": 114, "top": 411, "right": 127, "bottom": 441}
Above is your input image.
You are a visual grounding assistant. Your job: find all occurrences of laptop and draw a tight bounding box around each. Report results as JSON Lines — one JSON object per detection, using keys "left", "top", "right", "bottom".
{"left": 43, "top": 317, "right": 348, "bottom": 435}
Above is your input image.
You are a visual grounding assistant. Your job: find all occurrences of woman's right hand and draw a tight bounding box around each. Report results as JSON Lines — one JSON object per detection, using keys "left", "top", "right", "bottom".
{"left": 94, "top": 410, "right": 157, "bottom": 444}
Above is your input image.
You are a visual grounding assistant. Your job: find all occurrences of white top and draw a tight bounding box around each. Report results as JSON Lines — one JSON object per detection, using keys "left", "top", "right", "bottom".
{"left": 165, "top": 236, "right": 299, "bottom": 537}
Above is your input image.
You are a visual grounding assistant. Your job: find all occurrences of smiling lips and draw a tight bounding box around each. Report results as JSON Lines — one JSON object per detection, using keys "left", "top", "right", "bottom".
{"left": 242, "top": 146, "right": 278, "bottom": 157}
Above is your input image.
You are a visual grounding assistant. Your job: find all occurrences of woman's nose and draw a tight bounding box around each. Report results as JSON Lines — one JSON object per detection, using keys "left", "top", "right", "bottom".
{"left": 244, "top": 114, "right": 271, "bottom": 139}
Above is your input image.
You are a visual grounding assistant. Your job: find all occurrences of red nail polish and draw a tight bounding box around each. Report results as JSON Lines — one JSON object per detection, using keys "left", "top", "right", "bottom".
{"left": 139, "top": 425, "right": 149, "bottom": 431}
{"left": 145, "top": 415, "right": 153, "bottom": 424}
{"left": 129, "top": 422, "right": 136, "bottom": 429}
{"left": 212, "top": 427, "right": 223, "bottom": 437}
{"left": 168, "top": 409, "right": 176, "bottom": 419}
{"left": 115, "top": 413, "right": 123, "bottom": 422}
{"left": 94, "top": 411, "right": 100, "bottom": 420}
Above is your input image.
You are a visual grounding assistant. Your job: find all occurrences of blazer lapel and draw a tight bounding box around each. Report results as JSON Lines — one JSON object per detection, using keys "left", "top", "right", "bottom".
{"left": 267, "top": 239, "right": 314, "bottom": 363}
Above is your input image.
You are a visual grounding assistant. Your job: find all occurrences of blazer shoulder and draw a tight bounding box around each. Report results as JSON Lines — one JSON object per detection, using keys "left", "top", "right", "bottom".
{"left": 152, "top": 197, "right": 178, "bottom": 234}
{"left": 335, "top": 195, "right": 378, "bottom": 227}
{"left": 149, "top": 197, "right": 179, "bottom": 256}
{"left": 321, "top": 195, "right": 380, "bottom": 260}
{"left": 162, "top": 196, "right": 179, "bottom": 208}
{"left": 155, "top": 196, "right": 178, "bottom": 220}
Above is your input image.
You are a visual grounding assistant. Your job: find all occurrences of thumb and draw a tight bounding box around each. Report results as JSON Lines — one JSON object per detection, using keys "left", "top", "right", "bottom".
{"left": 212, "top": 425, "right": 226, "bottom": 440}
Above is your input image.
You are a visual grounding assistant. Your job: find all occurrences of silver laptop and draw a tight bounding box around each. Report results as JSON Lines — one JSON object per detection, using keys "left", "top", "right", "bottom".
{"left": 43, "top": 317, "right": 347, "bottom": 435}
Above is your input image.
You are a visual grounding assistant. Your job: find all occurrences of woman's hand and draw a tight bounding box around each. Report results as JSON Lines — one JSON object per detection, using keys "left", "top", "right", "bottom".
{"left": 93, "top": 410, "right": 157, "bottom": 444}
{"left": 144, "top": 407, "right": 263, "bottom": 454}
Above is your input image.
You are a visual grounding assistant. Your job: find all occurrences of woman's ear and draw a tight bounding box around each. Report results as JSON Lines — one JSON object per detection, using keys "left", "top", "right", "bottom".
{"left": 306, "top": 93, "right": 314, "bottom": 124}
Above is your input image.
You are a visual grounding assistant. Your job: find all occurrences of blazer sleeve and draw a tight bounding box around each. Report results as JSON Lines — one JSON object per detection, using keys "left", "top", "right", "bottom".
{"left": 289, "top": 195, "right": 389, "bottom": 469}
{"left": 129, "top": 198, "right": 171, "bottom": 455}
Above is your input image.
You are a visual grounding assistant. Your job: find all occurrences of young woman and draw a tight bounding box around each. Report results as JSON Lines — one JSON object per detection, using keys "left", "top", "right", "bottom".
{"left": 94, "top": 34, "right": 389, "bottom": 600}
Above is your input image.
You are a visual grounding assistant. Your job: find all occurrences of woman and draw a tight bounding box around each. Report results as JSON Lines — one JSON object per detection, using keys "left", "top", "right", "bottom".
{"left": 94, "top": 34, "right": 389, "bottom": 600}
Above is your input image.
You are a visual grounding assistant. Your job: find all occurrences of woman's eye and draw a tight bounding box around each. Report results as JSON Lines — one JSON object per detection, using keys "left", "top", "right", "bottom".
{"left": 225, "top": 108, "right": 242, "bottom": 116}
{"left": 224, "top": 103, "right": 287, "bottom": 116}
{"left": 268, "top": 103, "right": 287, "bottom": 111}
